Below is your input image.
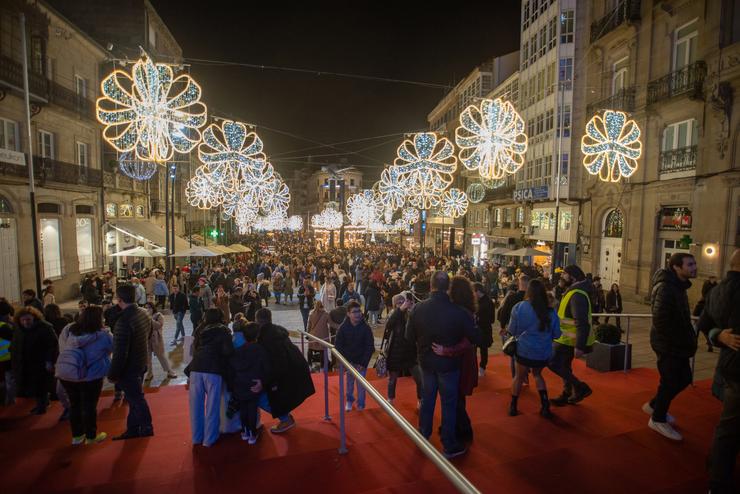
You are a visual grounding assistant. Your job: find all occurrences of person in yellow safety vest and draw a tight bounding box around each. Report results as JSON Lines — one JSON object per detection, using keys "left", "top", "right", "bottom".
{"left": 0, "top": 298, "right": 16, "bottom": 405}
{"left": 547, "top": 265, "right": 595, "bottom": 406}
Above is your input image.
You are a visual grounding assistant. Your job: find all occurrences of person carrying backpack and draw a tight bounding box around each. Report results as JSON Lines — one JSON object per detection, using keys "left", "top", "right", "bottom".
{"left": 55, "top": 305, "right": 113, "bottom": 445}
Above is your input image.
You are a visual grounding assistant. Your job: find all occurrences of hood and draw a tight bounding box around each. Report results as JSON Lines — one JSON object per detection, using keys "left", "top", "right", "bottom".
{"left": 199, "top": 324, "right": 228, "bottom": 343}
{"left": 66, "top": 330, "right": 101, "bottom": 349}
{"left": 652, "top": 268, "right": 691, "bottom": 290}
{"left": 568, "top": 277, "right": 593, "bottom": 294}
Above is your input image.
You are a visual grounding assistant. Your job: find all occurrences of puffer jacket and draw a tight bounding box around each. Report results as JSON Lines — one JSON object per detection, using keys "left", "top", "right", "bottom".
{"left": 57, "top": 325, "right": 113, "bottom": 381}
{"left": 187, "top": 323, "right": 233, "bottom": 376}
{"left": 382, "top": 308, "right": 416, "bottom": 372}
{"left": 650, "top": 268, "right": 696, "bottom": 358}
{"left": 108, "top": 304, "right": 151, "bottom": 380}
{"left": 697, "top": 271, "right": 740, "bottom": 382}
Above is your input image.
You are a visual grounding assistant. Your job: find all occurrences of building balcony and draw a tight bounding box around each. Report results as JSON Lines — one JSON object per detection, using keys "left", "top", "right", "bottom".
{"left": 647, "top": 61, "right": 706, "bottom": 106}
{"left": 48, "top": 80, "right": 95, "bottom": 120}
{"left": 484, "top": 184, "right": 515, "bottom": 201}
{"left": 590, "top": 0, "right": 641, "bottom": 43}
{"left": 0, "top": 156, "right": 102, "bottom": 187}
{"left": 659, "top": 145, "right": 697, "bottom": 174}
{"left": 586, "top": 87, "right": 636, "bottom": 115}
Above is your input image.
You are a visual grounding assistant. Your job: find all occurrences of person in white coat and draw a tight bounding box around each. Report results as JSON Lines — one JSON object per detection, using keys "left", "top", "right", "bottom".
{"left": 320, "top": 275, "right": 337, "bottom": 312}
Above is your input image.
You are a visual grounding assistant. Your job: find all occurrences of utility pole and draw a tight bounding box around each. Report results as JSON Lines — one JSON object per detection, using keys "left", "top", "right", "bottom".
{"left": 553, "top": 81, "right": 565, "bottom": 269}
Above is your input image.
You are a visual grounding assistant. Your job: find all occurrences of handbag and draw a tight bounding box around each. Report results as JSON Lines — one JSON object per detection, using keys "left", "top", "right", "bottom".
{"left": 374, "top": 351, "right": 388, "bottom": 378}
{"left": 502, "top": 331, "right": 525, "bottom": 357}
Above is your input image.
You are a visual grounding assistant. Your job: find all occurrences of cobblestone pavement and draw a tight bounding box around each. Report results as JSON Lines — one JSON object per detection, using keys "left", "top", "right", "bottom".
{"left": 60, "top": 297, "right": 719, "bottom": 389}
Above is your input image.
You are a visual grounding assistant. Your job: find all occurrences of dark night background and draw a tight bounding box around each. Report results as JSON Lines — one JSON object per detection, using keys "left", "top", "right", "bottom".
{"left": 151, "top": 1, "right": 521, "bottom": 179}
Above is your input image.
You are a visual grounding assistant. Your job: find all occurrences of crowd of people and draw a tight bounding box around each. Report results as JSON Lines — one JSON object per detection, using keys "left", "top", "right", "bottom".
{"left": 0, "top": 234, "right": 737, "bottom": 491}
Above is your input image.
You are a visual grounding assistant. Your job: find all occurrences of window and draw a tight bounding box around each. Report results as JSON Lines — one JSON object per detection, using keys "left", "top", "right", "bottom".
{"left": 75, "top": 205, "right": 93, "bottom": 215}
{"left": 612, "top": 57, "right": 629, "bottom": 94}
{"left": 516, "top": 207, "right": 525, "bottom": 227}
{"left": 148, "top": 22, "right": 157, "bottom": 49}
{"left": 76, "top": 141, "right": 89, "bottom": 168}
{"left": 560, "top": 211, "right": 572, "bottom": 231}
{"left": 523, "top": 1, "right": 530, "bottom": 29}
{"left": 558, "top": 104, "right": 571, "bottom": 137}
{"left": 559, "top": 58, "right": 573, "bottom": 89}
{"left": 350, "top": 178, "right": 355, "bottom": 186}
{"left": 539, "top": 26, "right": 547, "bottom": 57}
{"left": 31, "top": 37, "right": 44, "bottom": 75}
{"left": 528, "top": 78, "right": 536, "bottom": 106}
{"left": 0, "top": 118, "right": 19, "bottom": 151}
{"left": 37, "top": 130, "right": 54, "bottom": 159}
{"left": 136, "top": 205, "right": 145, "bottom": 217}
{"left": 40, "top": 217, "right": 62, "bottom": 278}
{"left": 484, "top": 209, "right": 490, "bottom": 227}
{"left": 105, "top": 203, "right": 117, "bottom": 218}
{"left": 545, "top": 109, "right": 554, "bottom": 131}
{"left": 494, "top": 208, "right": 502, "bottom": 226}
{"left": 0, "top": 195, "right": 13, "bottom": 214}
{"left": 74, "top": 75, "right": 87, "bottom": 99}
{"left": 548, "top": 17, "right": 557, "bottom": 50}
{"left": 503, "top": 208, "right": 512, "bottom": 227}
{"left": 521, "top": 41, "right": 529, "bottom": 69}
{"left": 529, "top": 35, "right": 537, "bottom": 65}
{"left": 560, "top": 10, "right": 575, "bottom": 43}
{"left": 76, "top": 217, "right": 94, "bottom": 272}
{"left": 604, "top": 209, "right": 624, "bottom": 237}
{"left": 663, "top": 119, "right": 698, "bottom": 150}
{"left": 38, "top": 202, "right": 60, "bottom": 214}
{"left": 546, "top": 62, "right": 556, "bottom": 95}
{"left": 536, "top": 113, "right": 544, "bottom": 135}
{"left": 674, "top": 20, "right": 698, "bottom": 71}
{"left": 560, "top": 153, "right": 569, "bottom": 176}
{"left": 537, "top": 70, "right": 545, "bottom": 101}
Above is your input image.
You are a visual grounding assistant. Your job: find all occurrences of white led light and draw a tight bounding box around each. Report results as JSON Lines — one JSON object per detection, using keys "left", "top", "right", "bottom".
{"left": 581, "top": 110, "right": 642, "bottom": 182}
{"left": 393, "top": 132, "right": 457, "bottom": 210}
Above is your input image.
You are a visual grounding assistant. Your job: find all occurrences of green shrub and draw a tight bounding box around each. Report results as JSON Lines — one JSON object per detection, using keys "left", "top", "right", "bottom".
{"left": 594, "top": 324, "right": 621, "bottom": 345}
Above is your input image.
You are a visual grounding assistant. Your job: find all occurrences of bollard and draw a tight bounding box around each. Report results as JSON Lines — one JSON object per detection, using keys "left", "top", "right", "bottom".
{"left": 323, "top": 347, "right": 331, "bottom": 421}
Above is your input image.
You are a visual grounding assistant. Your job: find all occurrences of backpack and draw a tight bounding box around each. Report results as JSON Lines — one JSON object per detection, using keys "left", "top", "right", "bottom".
{"left": 55, "top": 335, "right": 97, "bottom": 382}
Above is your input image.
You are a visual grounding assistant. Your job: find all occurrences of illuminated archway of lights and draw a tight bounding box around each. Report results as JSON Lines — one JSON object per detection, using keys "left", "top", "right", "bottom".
{"left": 118, "top": 152, "right": 158, "bottom": 181}
{"left": 581, "top": 110, "right": 642, "bottom": 182}
{"left": 455, "top": 97, "right": 527, "bottom": 180}
{"left": 439, "top": 188, "right": 469, "bottom": 218}
{"left": 377, "top": 166, "right": 407, "bottom": 211}
{"left": 466, "top": 182, "right": 486, "bottom": 203}
{"left": 347, "top": 189, "right": 383, "bottom": 228}
{"left": 393, "top": 132, "right": 456, "bottom": 210}
{"left": 96, "top": 53, "right": 207, "bottom": 163}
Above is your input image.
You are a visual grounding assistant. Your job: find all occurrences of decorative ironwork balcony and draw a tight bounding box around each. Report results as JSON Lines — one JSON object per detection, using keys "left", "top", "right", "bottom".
{"left": 591, "top": 0, "right": 641, "bottom": 42}
{"left": 659, "top": 145, "right": 697, "bottom": 174}
{"left": 48, "top": 80, "right": 95, "bottom": 120}
{"left": 647, "top": 61, "right": 706, "bottom": 105}
{"left": 587, "top": 87, "right": 636, "bottom": 115}
{"left": 0, "top": 156, "right": 102, "bottom": 187}
{"left": 0, "top": 55, "right": 48, "bottom": 99}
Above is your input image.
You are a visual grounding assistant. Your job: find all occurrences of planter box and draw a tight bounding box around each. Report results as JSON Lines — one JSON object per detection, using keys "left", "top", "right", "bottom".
{"left": 586, "top": 342, "right": 632, "bottom": 372}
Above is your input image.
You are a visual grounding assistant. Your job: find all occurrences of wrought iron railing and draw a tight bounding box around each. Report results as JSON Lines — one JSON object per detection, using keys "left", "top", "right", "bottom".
{"left": 587, "top": 86, "right": 636, "bottom": 114}
{"left": 48, "top": 80, "right": 95, "bottom": 119}
{"left": 590, "top": 0, "right": 641, "bottom": 42}
{"left": 0, "top": 156, "right": 101, "bottom": 187}
{"left": 659, "top": 145, "right": 697, "bottom": 174}
{"left": 647, "top": 61, "right": 707, "bottom": 105}
{"left": 0, "top": 54, "right": 47, "bottom": 98}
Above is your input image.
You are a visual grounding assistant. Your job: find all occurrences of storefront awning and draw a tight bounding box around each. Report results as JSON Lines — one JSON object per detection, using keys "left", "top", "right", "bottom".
{"left": 108, "top": 220, "right": 190, "bottom": 251}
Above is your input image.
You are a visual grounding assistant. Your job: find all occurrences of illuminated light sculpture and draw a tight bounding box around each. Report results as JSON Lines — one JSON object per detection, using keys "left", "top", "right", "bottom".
{"left": 185, "top": 167, "right": 222, "bottom": 209}
{"left": 581, "top": 110, "right": 642, "bottom": 182}
{"left": 401, "top": 206, "right": 420, "bottom": 225}
{"left": 311, "top": 203, "right": 343, "bottom": 231}
{"left": 466, "top": 182, "right": 486, "bottom": 203}
{"left": 455, "top": 97, "right": 527, "bottom": 180}
{"left": 118, "top": 152, "right": 158, "bottom": 181}
{"left": 287, "top": 215, "right": 303, "bottom": 232}
{"left": 96, "top": 53, "right": 207, "bottom": 163}
{"left": 377, "top": 166, "right": 407, "bottom": 211}
{"left": 347, "top": 189, "right": 383, "bottom": 228}
{"left": 439, "top": 188, "right": 469, "bottom": 219}
{"left": 480, "top": 176, "right": 507, "bottom": 189}
{"left": 253, "top": 210, "right": 289, "bottom": 232}
{"left": 393, "top": 132, "right": 456, "bottom": 210}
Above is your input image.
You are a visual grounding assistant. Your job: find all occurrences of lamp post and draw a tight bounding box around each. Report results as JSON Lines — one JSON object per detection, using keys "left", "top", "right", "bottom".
{"left": 553, "top": 81, "right": 566, "bottom": 269}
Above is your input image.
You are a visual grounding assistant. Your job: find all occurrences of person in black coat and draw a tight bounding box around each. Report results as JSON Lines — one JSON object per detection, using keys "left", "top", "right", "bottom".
{"left": 229, "top": 322, "right": 270, "bottom": 443}
{"left": 497, "top": 274, "right": 529, "bottom": 378}
{"left": 21, "top": 289, "right": 44, "bottom": 313}
{"left": 255, "top": 308, "right": 315, "bottom": 433}
{"left": 604, "top": 283, "right": 623, "bottom": 329}
{"left": 473, "top": 283, "right": 495, "bottom": 376}
{"left": 382, "top": 293, "right": 421, "bottom": 405}
{"left": 11, "top": 306, "right": 57, "bottom": 414}
{"left": 169, "top": 285, "right": 189, "bottom": 345}
{"left": 107, "top": 284, "right": 154, "bottom": 440}
{"left": 363, "top": 281, "right": 382, "bottom": 325}
{"left": 647, "top": 253, "right": 697, "bottom": 441}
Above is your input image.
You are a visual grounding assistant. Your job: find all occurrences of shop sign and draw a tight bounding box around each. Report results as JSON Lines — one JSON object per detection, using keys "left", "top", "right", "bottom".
{"left": 0, "top": 149, "right": 26, "bottom": 166}
{"left": 471, "top": 237, "right": 481, "bottom": 245}
{"left": 659, "top": 207, "right": 692, "bottom": 231}
{"left": 513, "top": 185, "right": 549, "bottom": 202}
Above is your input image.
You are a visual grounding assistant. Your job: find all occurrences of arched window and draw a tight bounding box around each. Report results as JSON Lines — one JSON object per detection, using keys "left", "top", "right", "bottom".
{"left": 0, "top": 195, "right": 13, "bottom": 214}
{"left": 604, "top": 209, "right": 624, "bottom": 238}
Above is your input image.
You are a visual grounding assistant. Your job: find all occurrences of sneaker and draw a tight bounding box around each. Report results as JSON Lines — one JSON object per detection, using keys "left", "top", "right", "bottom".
{"left": 388, "top": 398, "right": 394, "bottom": 405}
{"left": 248, "top": 430, "right": 260, "bottom": 445}
{"left": 641, "top": 402, "right": 676, "bottom": 424}
{"left": 85, "top": 432, "right": 107, "bottom": 445}
{"left": 568, "top": 383, "right": 592, "bottom": 404}
{"left": 550, "top": 392, "right": 571, "bottom": 407}
{"left": 72, "top": 435, "right": 85, "bottom": 446}
{"left": 357, "top": 405, "right": 365, "bottom": 411}
{"left": 442, "top": 446, "right": 468, "bottom": 459}
{"left": 270, "top": 415, "right": 295, "bottom": 434}
{"left": 240, "top": 430, "right": 250, "bottom": 441}
{"left": 478, "top": 367, "right": 485, "bottom": 377}
{"left": 648, "top": 418, "right": 682, "bottom": 441}
{"left": 345, "top": 402, "right": 353, "bottom": 412}
{"left": 166, "top": 373, "right": 178, "bottom": 379}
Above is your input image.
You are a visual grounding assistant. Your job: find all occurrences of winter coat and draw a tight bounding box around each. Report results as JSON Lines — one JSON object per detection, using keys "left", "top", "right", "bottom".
{"left": 320, "top": 282, "right": 337, "bottom": 311}
{"left": 363, "top": 285, "right": 382, "bottom": 311}
{"left": 508, "top": 302, "right": 561, "bottom": 361}
{"left": 169, "top": 292, "right": 188, "bottom": 314}
{"left": 188, "top": 294, "right": 204, "bottom": 323}
{"left": 606, "top": 290, "right": 623, "bottom": 312}
{"left": 697, "top": 271, "right": 740, "bottom": 382}
{"left": 336, "top": 318, "right": 374, "bottom": 367}
{"left": 56, "top": 325, "right": 113, "bottom": 382}
{"left": 200, "top": 285, "right": 215, "bottom": 309}
{"left": 134, "top": 283, "right": 147, "bottom": 306}
{"left": 149, "top": 312, "right": 166, "bottom": 355}
{"left": 297, "top": 284, "right": 315, "bottom": 310}
{"left": 108, "top": 304, "right": 151, "bottom": 380}
{"left": 650, "top": 268, "right": 696, "bottom": 358}
{"left": 229, "top": 294, "right": 245, "bottom": 320}
{"left": 342, "top": 290, "right": 361, "bottom": 305}
{"left": 187, "top": 323, "right": 233, "bottom": 377}
{"left": 214, "top": 294, "right": 231, "bottom": 323}
{"left": 476, "top": 294, "right": 495, "bottom": 348}
{"left": 229, "top": 341, "right": 270, "bottom": 401}
{"left": 307, "top": 308, "right": 330, "bottom": 351}
{"left": 272, "top": 274, "right": 285, "bottom": 292}
{"left": 11, "top": 319, "right": 57, "bottom": 397}
{"left": 153, "top": 279, "right": 169, "bottom": 297}
{"left": 258, "top": 323, "right": 315, "bottom": 417}
{"left": 497, "top": 290, "right": 525, "bottom": 330}
{"left": 382, "top": 308, "right": 417, "bottom": 372}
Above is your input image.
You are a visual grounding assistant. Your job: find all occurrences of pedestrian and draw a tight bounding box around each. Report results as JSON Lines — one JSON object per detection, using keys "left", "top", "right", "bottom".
{"left": 229, "top": 321, "right": 270, "bottom": 444}
{"left": 473, "top": 282, "right": 495, "bottom": 377}
{"left": 382, "top": 293, "right": 422, "bottom": 407}
{"left": 229, "top": 287, "right": 246, "bottom": 321}
{"left": 320, "top": 274, "right": 337, "bottom": 312}
{"left": 199, "top": 278, "right": 215, "bottom": 310}
{"left": 498, "top": 275, "right": 529, "bottom": 379}
{"left": 306, "top": 300, "right": 330, "bottom": 370}
{"left": 42, "top": 285, "right": 56, "bottom": 307}
{"left": 55, "top": 305, "right": 113, "bottom": 445}
{"left": 153, "top": 273, "right": 169, "bottom": 310}
{"left": 143, "top": 303, "right": 177, "bottom": 381}
{"left": 21, "top": 289, "right": 44, "bottom": 313}
{"left": 297, "top": 277, "right": 316, "bottom": 331}
{"left": 186, "top": 308, "right": 233, "bottom": 447}
{"left": 43, "top": 304, "right": 68, "bottom": 338}
{"left": 604, "top": 283, "right": 623, "bottom": 329}
{"left": 592, "top": 276, "right": 605, "bottom": 324}
{"left": 131, "top": 277, "right": 147, "bottom": 306}
{"left": 169, "top": 284, "right": 188, "bottom": 345}
{"left": 694, "top": 276, "right": 718, "bottom": 352}
{"left": 506, "top": 279, "right": 561, "bottom": 418}
{"left": 11, "top": 306, "right": 57, "bottom": 415}
{"left": 213, "top": 285, "right": 231, "bottom": 324}
{"left": 188, "top": 286, "right": 204, "bottom": 333}
{"left": 363, "top": 281, "right": 382, "bottom": 326}
{"left": 645, "top": 253, "right": 698, "bottom": 441}
{"left": 107, "top": 284, "right": 154, "bottom": 440}
{"left": 272, "top": 271, "right": 285, "bottom": 305}
{"left": 335, "top": 300, "right": 375, "bottom": 412}
{"left": 696, "top": 249, "right": 740, "bottom": 493}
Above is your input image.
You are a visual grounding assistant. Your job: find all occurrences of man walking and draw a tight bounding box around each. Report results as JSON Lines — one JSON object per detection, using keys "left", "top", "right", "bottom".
{"left": 169, "top": 285, "right": 188, "bottom": 345}
{"left": 548, "top": 265, "right": 594, "bottom": 406}
{"left": 297, "top": 278, "right": 315, "bottom": 331}
{"left": 646, "top": 252, "right": 697, "bottom": 440}
{"left": 108, "top": 284, "right": 154, "bottom": 440}
{"left": 406, "top": 271, "right": 476, "bottom": 459}
{"left": 698, "top": 248, "right": 740, "bottom": 492}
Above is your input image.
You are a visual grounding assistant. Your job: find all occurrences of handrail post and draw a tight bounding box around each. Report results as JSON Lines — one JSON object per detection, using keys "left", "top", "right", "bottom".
{"left": 623, "top": 316, "right": 631, "bottom": 373}
{"left": 323, "top": 347, "right": 331, "bottom": 421}
{"left": 338, "top": 360, "right": 348, "bottom": 454}
{"left": 301, "top": 331, "right": 305, "bottom": 357}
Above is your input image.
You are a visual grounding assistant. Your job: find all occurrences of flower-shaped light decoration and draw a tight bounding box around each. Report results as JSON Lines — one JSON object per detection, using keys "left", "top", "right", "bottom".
{"left": 455, "top": 97, "right": 527, "bottom": 180}
{"left": 377, "top": 166, "right": 407, "bottom": 211}
{"left": 394, "top": 218, "right": 411, "bottom": 233}
{"left": 234, "top": 201, "right": 259, "bottom": 234}
{"left": 311, "top": 202, "right": 343, "bottom": 231}
{"left": 347, "top": 189, "right": 383, "bottom": 228}
{"left": 253, "top": 210, "right": 288, "bottom": 232}
{"left": 480, "top": 176, "right": 507, "bottom": 189}
{"left": 439, "top": 188, "right": 469, "bottom": 219}
{"left": 118, "top": 152, "right": 158, "bottom": 181}
{"left": 185, "top": 167, "right": 222, "bottom": 209}
{"left": 581, "top": 110, "right": 642, "bottom": 182}
{"left": 466, "top": 182, "right": 486, "bottom": 203}
{"left": 401, "top": 206, "right": 420, "bottom": 225}
{"left": 287, "top": 215, "right": 303, "bottom": 232}
{"left": 393, "top": 132, "right": 457, "bottom": 210}
{"left": 97, "top": 53, "right": 207, "bottom": 163}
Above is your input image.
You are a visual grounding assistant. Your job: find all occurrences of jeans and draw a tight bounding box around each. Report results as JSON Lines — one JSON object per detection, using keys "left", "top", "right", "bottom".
{"left": 368, "top": 310, "right": 379, "bottom": 325}
{"left": 61, "top": 379, "right": 103, "bottom": 439}
{"left": 156, "top": 295, "right": 166, "bottom": 309}
{"left": 420, "top": 367, "right": 462, "bottom": 453}
{"left": 345, "top": 363, "right": 367, "bottom": 408}
{"left": 256, "top": 391, "right": 290, "bottom": 422}
{"left": 387, "top": 365, "right": 423, "bottom": 400}
{"left": 649, "top": 353, "right": 692, "bottom": 423}
{"left": 456, "top": 395, "right": 472, "bottom": 441}
{"left": 274, "top": 291, "right": 282, "bottom": 304}
{"left": 190, "top": 314, "right": 202, "bottom": 334}
{"left": 117, "top": 371, "right": 152, "bottom": 433}
{"left": 173, "top": 311, "right": 186, "bottom": 341}
{"left": 547, "top": 342, "right": 583, "bottom": 394}
{"left": 709, "top": 379, "right": 740, "bottom": 493}
{"left": 300, "top": 308, "right": 311, "bottom": 331}
{"left": 604, "top": 310, "right": 622, "bottom": 329}
{"left": 188, "top": 371, "right": 222, "bottom": 445}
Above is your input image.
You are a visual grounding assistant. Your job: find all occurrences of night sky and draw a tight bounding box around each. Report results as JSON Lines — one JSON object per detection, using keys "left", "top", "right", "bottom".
{"left": 152, "top": 1, "right": 522, "bottom": 179}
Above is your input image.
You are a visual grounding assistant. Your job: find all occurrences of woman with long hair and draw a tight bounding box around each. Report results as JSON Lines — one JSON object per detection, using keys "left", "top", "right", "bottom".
{"left": 506, "top": 279, "right": 561, "bottom": 418}
{"left": 12, "top": 306, "right": 57, "bottom": 414}
{"left": 306, "top": 300, "right": 330, "bottom": 370}
{"left": 144, "top": 302, "right": 176, "bottom": 381}
{"left": 43, "top": 304, "right": 68, "bottom": 338}
{"left": 382, "top": 292, "right": 422, "bottom": 407}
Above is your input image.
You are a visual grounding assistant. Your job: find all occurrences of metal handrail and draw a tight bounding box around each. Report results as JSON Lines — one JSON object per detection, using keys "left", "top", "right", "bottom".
{"left": 298, "top": 329, "right": 481, "bottom": 494}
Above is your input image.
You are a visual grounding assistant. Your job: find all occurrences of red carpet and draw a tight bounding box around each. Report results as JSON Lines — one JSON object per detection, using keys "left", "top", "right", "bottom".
{"left": 1, "top": 355, "right": 738, "bottom": 494}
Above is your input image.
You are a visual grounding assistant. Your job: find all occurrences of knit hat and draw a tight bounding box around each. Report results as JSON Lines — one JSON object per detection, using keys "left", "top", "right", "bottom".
{"left": 563, "top": 265, "right": 585, "bottom": 281}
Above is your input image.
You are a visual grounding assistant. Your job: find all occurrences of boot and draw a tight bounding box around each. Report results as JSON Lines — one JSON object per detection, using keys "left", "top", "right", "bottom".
{"left": 568, "top": 382, "right": 593, "bottom": 404}
{"left": 508, "top": 395, "right": 519, "bottom": 416}
{"left": 539, "top": 390, "right": 553, "bottom": 419}
{"left": 550, "top": 385, "right": 572, "bottom": 407}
